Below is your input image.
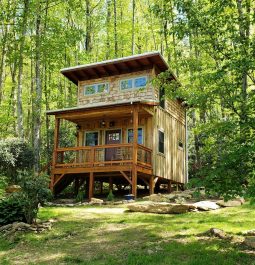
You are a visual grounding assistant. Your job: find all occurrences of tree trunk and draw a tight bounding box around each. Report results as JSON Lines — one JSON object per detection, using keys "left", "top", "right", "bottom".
{"left": 17, "top": 0, "right": 30, "bottom": 139}
{"left": 113, "top": 0, "right": 118, "bottom": 57}
{"left": 131, "top": 0, "right": 135, "bottom": 54}
{"left": 33, "top": 4, "right": 42, "bottom": 173}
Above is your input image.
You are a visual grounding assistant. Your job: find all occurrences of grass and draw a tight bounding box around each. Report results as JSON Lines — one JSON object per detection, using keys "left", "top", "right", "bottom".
{"left": 0, "top": 204, "right": 255, "bottom": 265}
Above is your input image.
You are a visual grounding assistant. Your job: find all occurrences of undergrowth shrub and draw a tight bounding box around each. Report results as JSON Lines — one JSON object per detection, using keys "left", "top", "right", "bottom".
{"left": 0, "top": 195, "right": 26, "bottom": 225}
{"left": 107, "top": 190, "right": 114, "bottom": 201}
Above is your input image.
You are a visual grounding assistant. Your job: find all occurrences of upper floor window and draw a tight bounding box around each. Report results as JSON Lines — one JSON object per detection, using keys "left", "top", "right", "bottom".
{"left": 120, "top": 76, "right": 147, "bottom": 91}
{"left": 83, "top": 82, "right": 109, "bottom": 96}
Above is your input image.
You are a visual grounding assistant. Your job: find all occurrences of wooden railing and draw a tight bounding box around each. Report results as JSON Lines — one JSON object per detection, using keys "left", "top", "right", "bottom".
{"left": 54, "top": 143, "right": 152, "bottom": 169}
{"left": 137, "top": 144, "right": 152, "bottom": 168}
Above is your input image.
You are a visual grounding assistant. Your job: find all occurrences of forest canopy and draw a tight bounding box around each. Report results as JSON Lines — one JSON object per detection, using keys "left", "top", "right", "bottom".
{"left": 0, "top": 0, "right": 254, "bottom": 198}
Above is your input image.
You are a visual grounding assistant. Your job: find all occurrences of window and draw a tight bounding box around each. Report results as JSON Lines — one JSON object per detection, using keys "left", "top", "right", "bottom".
{"left": 159, "top": 87, "right": 165, "bottom": 109}
{"left": 158, "top": 130, "right": 164, "bottom": 154}
{"left": 85, "top": 132, "right": 99, "bottom": 146}
{"left": 120, "top": 76, "right": 147, "bottom": 91}
{"left": 84, "top": 83, "right": 109, "bottom": 96}
{"left": 127, "top": 128, "right": 143, "bottom": 144}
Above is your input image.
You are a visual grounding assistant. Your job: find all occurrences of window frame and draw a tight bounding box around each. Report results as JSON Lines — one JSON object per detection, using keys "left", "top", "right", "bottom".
{"left": 119, "top": 76, "right": 148, "bottom": 91}
{"left": 83, "top": 82, "right": 109, "bottom": 96}
{"left": 158, "top": 129, "right": 165, "bottom": 154}
{"left": 126, "top": 127, "right": 144, "bottom": 145}
{"left": 84, "top": 131, "right": 99, "bottom": 146}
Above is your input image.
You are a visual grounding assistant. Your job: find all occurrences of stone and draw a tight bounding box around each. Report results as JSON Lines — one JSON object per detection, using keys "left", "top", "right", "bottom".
{"left": 5, "top": 185, "right": 22, "bottom": 193}
{"left": 143, "top": 194, "right": 169, "bottom": 202}
{"left": 244, "top": 236, "right": 255, "bottom": 249}
{"left": 193, "top": 201, "right": 220, "bottom": 211}
{"left": 208, "top": 228, "right": 230, "bottom": 240}
{"left": 127, "top": 202, "right": 196, "bottom": 214}
{"left": 242, "top": 229, "right": 255, "bottom": 236}
{"left": 89, "top": 198, "right": 104, "bottom": 205}
{"left": 217, "top": 200, "right": 242, "bottom": 207}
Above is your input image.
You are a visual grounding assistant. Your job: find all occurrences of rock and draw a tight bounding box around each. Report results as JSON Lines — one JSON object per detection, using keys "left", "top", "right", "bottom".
{"left": 89, "top": 198, "right": 104, "bottom": 205}
{"left": 127, "top": 202, "right": 196, "bottom": 214}
{"left": 193, "top": 201, "right": 220, "bottom": 211}
{"left": 207, "top": 228, "right": 230, "bottom": 240}
{"left": 217, "top": 200, "right": 242, "bottom": 207}
{"left": 5, "top": 185, "right": 22, "bottom": 193}
{"left": 244, "top": 236, "right": 255, "bottom": 249}
{"left": 242, "top": 229, "right": 255, "bottom": 236}
{"left": 143, "top": 194, "right": 169, "bottom": 202}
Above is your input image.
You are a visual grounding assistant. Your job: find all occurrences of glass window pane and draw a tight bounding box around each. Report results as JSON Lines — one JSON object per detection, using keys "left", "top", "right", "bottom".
{"left": 158, "top": 131, "right": 164, "bottom": 153}
{"left": 97, "top": 83, "right": 108, "bottom": 93}
{"left": 86, "top": 132, "right": 98, "bottom": 146}
{"left": 121, "top": 79, "right": 132, "bottom": 90}
{"left": 135, "top": 77, "right": 147, "bottom": 88}
{"left": 128, "top": 128, "right": 143, "bottom": 144}
{"left": 85, "top": 85, "right": 96, "bottom": 95}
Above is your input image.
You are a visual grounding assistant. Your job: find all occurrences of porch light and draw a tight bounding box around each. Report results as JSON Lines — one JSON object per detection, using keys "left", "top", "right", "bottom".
{"left": 76, "top": 125, "right": 81, "bottom": 130}
{"left": 100, "top": 120, "right": 106, "bottom": 127}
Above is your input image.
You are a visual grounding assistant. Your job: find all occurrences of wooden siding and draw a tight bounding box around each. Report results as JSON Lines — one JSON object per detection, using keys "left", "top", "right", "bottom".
{"left": 153, "top": 107, "right": 186, "bottom": 183}
{"left": 78, "top": 69, "right": 155, "bottom": 107}
{"left": 78, "top": 116, "right": 153, "bottom": 150}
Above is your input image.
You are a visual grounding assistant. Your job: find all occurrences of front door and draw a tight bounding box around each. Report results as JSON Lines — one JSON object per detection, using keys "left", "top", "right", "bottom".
{"left": 105, "top": 129, "right": 121, "bottom": 161}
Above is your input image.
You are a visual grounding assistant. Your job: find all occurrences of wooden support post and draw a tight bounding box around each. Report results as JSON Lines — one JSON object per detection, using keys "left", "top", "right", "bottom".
{"left": 74, "top": 177, "right": 79, "bottom": 196}
{"left": 109, "top": 176, "right": 113, "bottom": 191}
{"left": 89, "top": 172, "right": 94, "bottom": 201}
{"left": 132, "top": 166, "right": 137, "bottom": 197}
{"left": 167, "top": 180, "right": 172, "bottom": 193}
{"left": 132, "top": 105, "right": 139, "bottom": 198}
{"left": 149, "top": 176, "right": 154, "bottom": 195}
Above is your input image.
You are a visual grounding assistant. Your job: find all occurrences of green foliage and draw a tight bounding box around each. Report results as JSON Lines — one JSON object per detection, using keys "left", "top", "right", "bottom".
{"left": 106, "top": 190, "right": 115, "bottom": 201}
{"left": 15, "top": 171, "right": 52, "bottom": 224}
{"left": 0, "top": 176, "right": 7, "bottom": 198}
{"left": 0, "top": 138, "right": 34, "bottom": 184}
{"left": 75, "top": 191, "right": 85, "bottom": 203}
{"left": 0, "top": 195, "right": 26, "bottom": 226}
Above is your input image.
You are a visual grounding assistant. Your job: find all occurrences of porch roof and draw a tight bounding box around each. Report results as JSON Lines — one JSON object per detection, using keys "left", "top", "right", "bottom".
{"left": 60, "top": 51, "right": 171, "bottom": 85}
{"left": 46, "top": 100, "right": 157, "bottom": 124}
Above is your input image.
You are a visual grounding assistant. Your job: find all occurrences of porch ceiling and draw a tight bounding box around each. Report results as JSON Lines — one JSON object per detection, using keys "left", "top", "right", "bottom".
{"left": 47, "top": 101, "right": 156, "bottom": 124}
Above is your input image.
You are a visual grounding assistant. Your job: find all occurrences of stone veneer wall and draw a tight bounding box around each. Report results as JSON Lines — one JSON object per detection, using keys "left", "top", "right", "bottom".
{"left": 78, "top": 69, "right": 154, "bottom": 106}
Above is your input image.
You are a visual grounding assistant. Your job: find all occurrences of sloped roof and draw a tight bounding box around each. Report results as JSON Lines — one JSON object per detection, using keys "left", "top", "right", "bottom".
{"left": 61, "top": 51, "right": 169, "bottom": 85}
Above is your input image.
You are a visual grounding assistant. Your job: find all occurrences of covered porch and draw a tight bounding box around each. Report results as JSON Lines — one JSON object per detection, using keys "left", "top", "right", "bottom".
{"left": 47, "top": 101, "right": 156, "bottom": 200}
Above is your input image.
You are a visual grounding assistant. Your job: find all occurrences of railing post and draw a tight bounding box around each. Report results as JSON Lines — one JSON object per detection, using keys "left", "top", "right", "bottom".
{"left": 91, "top": 146, "right": 95, "bottom": 167}
{"left": 132, "top": 105, "right": 139, "bottom": 198}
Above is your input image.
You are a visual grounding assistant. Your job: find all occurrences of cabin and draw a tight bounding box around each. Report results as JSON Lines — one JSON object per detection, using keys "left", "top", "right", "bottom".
{"left": 46, "top": 52, "right": 188, "bottom": 200}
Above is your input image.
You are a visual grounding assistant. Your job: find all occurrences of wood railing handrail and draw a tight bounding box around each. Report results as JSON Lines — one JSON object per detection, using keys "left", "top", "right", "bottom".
{"left": 137, "top": 144, "right": 152, "bottom": 152}
{"left": 57, "top": 143, "right": 133, "bottom": 152}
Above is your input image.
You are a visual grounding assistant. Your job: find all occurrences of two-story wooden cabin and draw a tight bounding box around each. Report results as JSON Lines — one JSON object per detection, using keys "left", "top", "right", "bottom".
{"left": 47, "top": 52, "right": 188, "bottom": 200}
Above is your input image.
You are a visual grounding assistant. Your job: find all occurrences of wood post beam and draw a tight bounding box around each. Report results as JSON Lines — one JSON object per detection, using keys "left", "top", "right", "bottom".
{"left": 149, "top": 176, "right": 154, "bottom": 195}
{"left": 167, "top": 180, "right": 172, "bottom": 193}
{"left": 120, "top": 171, "right": 132, "bottom": 185}
{"left": 89, "top": 172, "right": 94, "bottom": 201}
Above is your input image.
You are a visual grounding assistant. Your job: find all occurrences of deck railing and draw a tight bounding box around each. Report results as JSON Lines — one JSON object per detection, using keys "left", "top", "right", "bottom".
{"left": 54, "top": 143, "right": 152, "bottom": 169}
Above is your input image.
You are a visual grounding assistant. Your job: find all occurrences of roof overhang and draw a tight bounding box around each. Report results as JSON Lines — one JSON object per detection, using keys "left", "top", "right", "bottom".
{"left": 60, "top": 51, "right": 169, "bottom": 85}
{"left": 46, "top": 100, "right": 158, "bottom": 124}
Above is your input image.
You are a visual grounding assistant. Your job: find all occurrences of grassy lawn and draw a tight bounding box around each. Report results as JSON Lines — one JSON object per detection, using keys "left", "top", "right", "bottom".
{"left": 0, "top": 204, "right": 255, "bottom": 265}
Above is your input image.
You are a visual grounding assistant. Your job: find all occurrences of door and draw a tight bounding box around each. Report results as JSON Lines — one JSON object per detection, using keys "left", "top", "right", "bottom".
{"left": 105, "top": 130, "right": 121, "bottom": 161}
